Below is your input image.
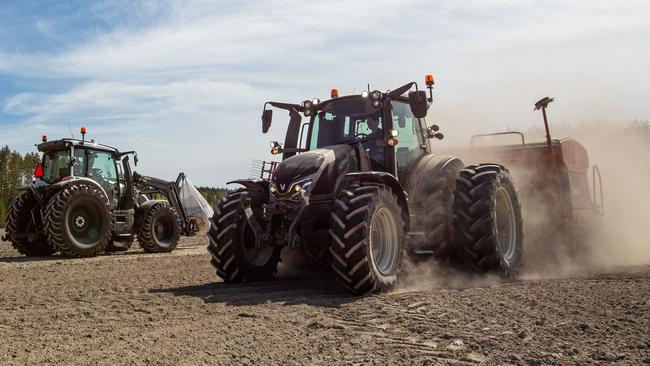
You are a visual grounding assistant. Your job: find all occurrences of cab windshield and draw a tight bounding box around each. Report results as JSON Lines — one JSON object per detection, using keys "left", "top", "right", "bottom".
{"left": 309, "top": 98, "right": 383, "bottom": 150}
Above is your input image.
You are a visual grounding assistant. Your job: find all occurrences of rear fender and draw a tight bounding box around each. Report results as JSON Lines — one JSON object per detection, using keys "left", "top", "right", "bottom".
{"left": 408, "top": 154, "right": 464, "bottom": 203}
{"left": 334, "top": 172, "right": 410, "bottom": 229}
{"left": 227, "top": 179, "right": 270, "bottom": 195}
{"left": 49, "top": 177, "right": 110, "bottom": 204}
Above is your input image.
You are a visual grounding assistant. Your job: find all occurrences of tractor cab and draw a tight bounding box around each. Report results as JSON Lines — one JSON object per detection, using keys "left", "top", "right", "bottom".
{"left": 261, "top": 79, "right": 442, "bottom": 189}
{"left": 36, "top": 129, "right": 137, "bottom": 210}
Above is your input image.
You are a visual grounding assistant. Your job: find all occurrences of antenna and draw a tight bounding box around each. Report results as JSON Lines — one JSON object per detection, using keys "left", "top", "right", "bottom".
{"left": 67, "top": 122, "right": 76, "bottom": 139}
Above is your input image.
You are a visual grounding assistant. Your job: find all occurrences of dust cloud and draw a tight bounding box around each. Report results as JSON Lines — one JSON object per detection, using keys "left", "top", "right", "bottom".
{"left": 538, "top": 121, "right": 650, "bottom": 268}
{"left": 397, "top": 120, "right": 650, "bottom": 291}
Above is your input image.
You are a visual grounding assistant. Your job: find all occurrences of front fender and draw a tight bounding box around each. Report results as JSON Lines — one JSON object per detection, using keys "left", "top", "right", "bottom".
{"left": 334, "top": 172, "right": 410, "bottom": 229}
{"left": 226, "top": 179, "right": 270, "bottom": 194}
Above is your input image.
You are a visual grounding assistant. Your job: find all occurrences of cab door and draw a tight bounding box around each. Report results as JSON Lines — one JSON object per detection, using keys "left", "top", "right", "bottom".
{"left": 87, "top": 151, "right": 120, "bottom": 207}
{"left": 391, "top": 100, "right": 426, "bottom": 185}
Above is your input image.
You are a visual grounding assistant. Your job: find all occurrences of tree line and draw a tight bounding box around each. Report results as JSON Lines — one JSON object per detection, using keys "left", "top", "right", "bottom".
{"left": 0, "top": 146, "right": 40, "bottom": 227}
{"left": 195, "top": 186, "right": 231, "bottom": 207}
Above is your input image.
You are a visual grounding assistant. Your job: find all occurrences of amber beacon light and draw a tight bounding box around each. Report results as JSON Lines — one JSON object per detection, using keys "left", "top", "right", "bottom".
{"left": 425, "top": 74, "right": 435, "bottom": 86}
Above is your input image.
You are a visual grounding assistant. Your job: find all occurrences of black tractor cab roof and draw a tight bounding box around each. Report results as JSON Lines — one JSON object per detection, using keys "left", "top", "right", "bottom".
{"left": 37, "top": 138, "right": 120, "bottom": 155}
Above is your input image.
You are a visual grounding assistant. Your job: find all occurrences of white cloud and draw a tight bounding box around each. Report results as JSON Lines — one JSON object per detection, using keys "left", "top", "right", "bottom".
{"left": 1, "top": 0, "right": 649, "bottom": 185}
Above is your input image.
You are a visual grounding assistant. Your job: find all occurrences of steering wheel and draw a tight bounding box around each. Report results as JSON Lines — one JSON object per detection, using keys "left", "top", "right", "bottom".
{"left": 354, "top": 132, "right": 370, "bottom": 140}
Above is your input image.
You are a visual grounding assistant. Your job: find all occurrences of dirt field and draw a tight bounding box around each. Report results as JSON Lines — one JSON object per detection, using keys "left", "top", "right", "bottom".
{"left": 0, "top": 231, "right": 648, "bottom": 365}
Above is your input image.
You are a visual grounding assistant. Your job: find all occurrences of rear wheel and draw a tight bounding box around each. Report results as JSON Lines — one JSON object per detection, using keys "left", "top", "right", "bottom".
{"left": 420, "top": 161, "right": 462, "bottom": 258}
{"left": 453, "top": 164, "right": 523, "bottom": 278}
{"left": 45, "top": 184, "right": 112, "bottom": 258}
{"left": 5, "top": 191, "right": 56, "bottom": 256}
{"left": 330, "top": 184, "right": 405, "bottom": 295}
{"left": 207, "top": 189, "right": 281, "bottom": 283}
{"left": 137, "top": 205, "right": 181, "bottom": 253}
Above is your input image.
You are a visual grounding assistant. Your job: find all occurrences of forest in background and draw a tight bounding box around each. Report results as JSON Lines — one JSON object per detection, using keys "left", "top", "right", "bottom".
{"left": 0, "top": 146, "right": 40, "bottom": 227}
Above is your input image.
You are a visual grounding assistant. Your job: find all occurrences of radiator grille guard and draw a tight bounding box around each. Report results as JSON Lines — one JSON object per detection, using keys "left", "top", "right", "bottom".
{"left": 250, "top": 159, "right": 278, "bottom": 180}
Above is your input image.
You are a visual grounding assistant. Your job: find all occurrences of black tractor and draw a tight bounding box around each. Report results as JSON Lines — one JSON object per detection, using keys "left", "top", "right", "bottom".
{"left": 207, "top": 76, "right": 523, "bottom": 294}
{"left": 2, "top": 128, "right": 198, "bottom": 258}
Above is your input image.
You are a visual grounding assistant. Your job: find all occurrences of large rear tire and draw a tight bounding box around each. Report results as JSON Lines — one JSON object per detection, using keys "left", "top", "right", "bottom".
{"left": 5, "top": 191, "right": 56, "bottom": 256}
{"left": 45, "top": 184, "right": 112, "bottom": 258}
{"left": 421, "top": 162, "right": 462, "bottom": 258}
{"left": 207, "top": 189, "right": 281, "bottom": 283}
{"left": 330, "top": 184, "right": 405, "bottom": 295}
{"left": 452, "top": 164, "right": 523, "bottom": 278}
{"left": 137, "top": 205, "right": 181, "bottom": 253}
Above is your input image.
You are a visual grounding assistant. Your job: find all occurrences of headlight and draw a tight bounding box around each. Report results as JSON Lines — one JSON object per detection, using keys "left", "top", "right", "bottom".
{"left": 271, "top": 178, "right": 312, "bottom": 197}
{"left": 291, "top": 178, "right": 312, "bottom": 193}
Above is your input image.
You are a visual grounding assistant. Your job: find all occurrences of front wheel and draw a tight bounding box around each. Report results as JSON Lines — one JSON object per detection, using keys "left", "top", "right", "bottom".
{"left": 137, "top": 205, "right": 181, "bottom": 253}
{"left": 330, "top": 184, "right": 405, "bottom": 295}
{"left": 452, "top": 164, "right": 523, "bottom": 278}
{"left": 207, "top": 189, "right": 281, "bottom": 283}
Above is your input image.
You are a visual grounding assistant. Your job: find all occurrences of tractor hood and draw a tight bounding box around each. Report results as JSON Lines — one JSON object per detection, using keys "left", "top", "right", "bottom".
{"left": 272, "top": 144, "right": 357, "bottom": 198}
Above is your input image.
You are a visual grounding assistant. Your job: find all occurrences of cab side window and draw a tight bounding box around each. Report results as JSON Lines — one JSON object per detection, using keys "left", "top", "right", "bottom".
{"left": 73, "top": 148, "right": 87, "bottom": 177}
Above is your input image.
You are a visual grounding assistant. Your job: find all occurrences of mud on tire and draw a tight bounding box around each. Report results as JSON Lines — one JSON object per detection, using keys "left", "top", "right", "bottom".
{"left": 452, "top": 164, "right": 523, "bottom": 278}
{"left": 45, "top": 184, "right": 112, "bottom": 258}
{"left": 137, "top": 204, "right": 181, "bottom": 253}
{"left": 6, "top": 191, "right": 56, "bottom": 256}
{"left": 330, "top": 184, "right": 406, "bottom": 295}
{"left": 207, "top": 189, "right": 281, "bottom": 283}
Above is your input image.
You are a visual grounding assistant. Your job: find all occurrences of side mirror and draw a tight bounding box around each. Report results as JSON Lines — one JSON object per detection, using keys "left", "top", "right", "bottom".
{"left": 262, "top": 109, "right": 273, "bottom": 133}
{"left": 408, "top": 90, "right": 428, "bottom": 119}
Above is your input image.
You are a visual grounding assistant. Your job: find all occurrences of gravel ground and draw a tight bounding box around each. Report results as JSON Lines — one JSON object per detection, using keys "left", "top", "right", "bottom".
{"left": 0, "top": 231, "right": 648, "bottom": 365}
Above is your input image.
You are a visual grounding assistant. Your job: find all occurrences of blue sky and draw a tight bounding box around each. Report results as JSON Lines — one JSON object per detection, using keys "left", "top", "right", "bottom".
{"left": 0, "top": 0, "right": 649, "bottom": 186}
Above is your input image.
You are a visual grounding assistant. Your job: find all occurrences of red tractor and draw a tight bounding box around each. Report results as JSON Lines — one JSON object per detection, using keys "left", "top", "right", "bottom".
{"left": 450, "top": 97, "right": 604, "bottom": 259}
